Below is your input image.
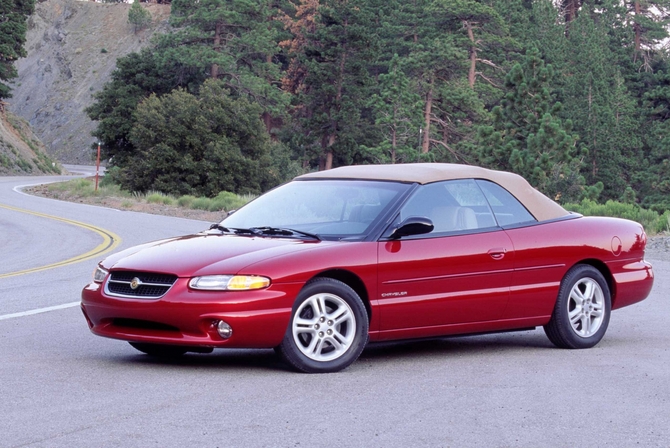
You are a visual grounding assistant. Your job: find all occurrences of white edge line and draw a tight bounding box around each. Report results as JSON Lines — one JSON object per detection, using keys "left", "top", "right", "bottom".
{"left": 0, "top": 302, "right": 80, "bottom": 321}
{"left": 12, "top": 182, "right": 123, "bottom": 213}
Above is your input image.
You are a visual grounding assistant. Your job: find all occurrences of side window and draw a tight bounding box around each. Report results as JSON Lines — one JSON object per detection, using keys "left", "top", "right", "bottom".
{"left": 399, "top": 180, "right": 497, "bottom": 234}
{"left": 476, "top": 180, "right": 536, "bottom": 226}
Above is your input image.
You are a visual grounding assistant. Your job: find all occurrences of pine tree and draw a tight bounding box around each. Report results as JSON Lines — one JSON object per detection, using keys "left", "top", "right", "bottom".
{"left": 363, "top": 54, "right": 422, "bottom": 164}
{"left": 0, "top": 0, "right": 35, "bottom": 100}
{"left": 166, "top": 0, "right": 288, "bottom": 124}
{"left": 286, "top": 0, "right": 378, "bottom": 170}
{"left": 431, "top": 0, "right": 509, "bottom": 90}
{"left": 478, "top": 48, "right": 583, "bottom": 201}
{"left": 561, "top": 8, "right": 643, "bottom": 200}
{"left": 128, "top": 1, "right": 152, "bottom": 34}
{"left": 639, "top": 70, "right": 670, "bottom": 211}
{"left": 627, "top": 0, "right": 670, "bottom": 70}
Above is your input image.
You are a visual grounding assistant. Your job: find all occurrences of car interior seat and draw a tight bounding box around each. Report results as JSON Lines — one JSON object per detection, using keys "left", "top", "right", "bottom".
{"left": 430, "top": 206, "right": 478, "bottom": 232}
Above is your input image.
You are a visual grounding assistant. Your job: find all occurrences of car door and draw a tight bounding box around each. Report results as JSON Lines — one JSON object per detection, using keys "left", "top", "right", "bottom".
{"left": 377, "top": 180, "right": 515, "bottom": 335}
{"left": 475, "top": 179, "right": 560, "bottom": 320}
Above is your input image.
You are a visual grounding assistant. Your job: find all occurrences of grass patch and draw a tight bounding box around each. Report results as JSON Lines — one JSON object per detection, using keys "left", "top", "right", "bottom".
{"left": 41, "top": 177, "right": 254, "bottom": 213}
{"left": 182, "top": 191, "right": 255, "bottom": 212}
{"left": 146, "top": 191, "right": 175, "bottom": 206}
{"left": 177, "top": 195, "right": 197, "bottom": 208}
{"left": 190, "top": 197, "right": 212, "bottom": 210}
{"left": 16, "top": 156, "right": 33, "bottom": 173}
{"left": 48, "top": 177, "right": 97, "bottom": 196}
{"left": 0, "top": 153, "right": 11, "bottom": 168}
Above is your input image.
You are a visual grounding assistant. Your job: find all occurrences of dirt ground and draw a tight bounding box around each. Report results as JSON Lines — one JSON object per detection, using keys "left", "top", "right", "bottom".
{"left": 645, "top": 235, "right": 670, "bottom": 261}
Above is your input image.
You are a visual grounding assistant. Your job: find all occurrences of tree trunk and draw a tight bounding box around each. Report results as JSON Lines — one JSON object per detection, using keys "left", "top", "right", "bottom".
{"left": 633, "top": 1, "right": 641, "bottom": 62}
{"left": 323, "top": 16, "right": 348, "bottom": 170}
{"left": 211, "top": 21, "right": 222, "bottom": 79}
{"left": 564, "top": 0, "right": 581, "bottom": 36}
{"left": 391, "top": 127, "right": 397, "bottom": 164}
{"left": 262, "top": 111, "right": 279, "bottom": 141}
{"left": 588, "top": 82, "right": 597, "bottom": 177}
{"left": 422, "top": 76, "right": 433, "bottom": 154}
{"left": 325, "top": 134, "right": 335, "bottom": 170}
{"left": 465, "top": 21, "right": 476, "bottom": 89}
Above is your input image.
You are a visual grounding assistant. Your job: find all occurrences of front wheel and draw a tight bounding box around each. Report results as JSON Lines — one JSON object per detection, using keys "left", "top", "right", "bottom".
{"left": 544, "top": 265, "right": 611, "bottom": 349}
{"left": 277, "top": 278, "right": 369, "bottom": 373}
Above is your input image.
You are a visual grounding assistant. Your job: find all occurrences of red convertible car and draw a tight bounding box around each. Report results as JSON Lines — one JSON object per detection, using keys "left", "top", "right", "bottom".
{"left": 81, "top": 163, "right": 654, "bottom": 373}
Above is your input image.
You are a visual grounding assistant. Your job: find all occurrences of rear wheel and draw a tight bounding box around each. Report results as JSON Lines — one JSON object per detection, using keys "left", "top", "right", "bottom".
{"left": 544, "top": 265, "right": 611, "bottom": 349}
{"left": 277, "top": 278, "right": 368, "bottom": 373}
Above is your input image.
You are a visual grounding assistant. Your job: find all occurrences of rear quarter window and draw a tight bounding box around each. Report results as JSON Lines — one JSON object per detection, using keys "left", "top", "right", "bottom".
{"left": 476, "top": 180, "right": 536, "bottom": 226}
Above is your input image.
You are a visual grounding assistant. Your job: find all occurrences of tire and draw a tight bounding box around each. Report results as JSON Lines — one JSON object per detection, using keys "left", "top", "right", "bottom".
{"left": 129, "top": 342, "right": 188, "bottom": 358}
{"left": 277, "top": 278, "right": 369, "bottom": 373}
{"left": 544, "top": 264, "right": 611, "bottom": 349}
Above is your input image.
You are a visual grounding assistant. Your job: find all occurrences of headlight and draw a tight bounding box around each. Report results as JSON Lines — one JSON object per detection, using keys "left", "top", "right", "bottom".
{"left": 93, "top": 266, "right": 109, "bottom": 283}
{"left": 189, "top": 275, "right": 271, "bottom": 291}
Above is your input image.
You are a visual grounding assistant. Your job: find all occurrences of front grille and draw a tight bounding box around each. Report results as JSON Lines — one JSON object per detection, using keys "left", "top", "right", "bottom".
{"left": 105, "top": 271, "right": 177, "bottom": 299}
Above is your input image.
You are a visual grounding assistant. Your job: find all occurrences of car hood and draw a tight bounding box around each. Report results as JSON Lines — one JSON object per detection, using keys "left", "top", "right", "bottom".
{"left": 103, "top": 233, "right": 324, "bottom": 277}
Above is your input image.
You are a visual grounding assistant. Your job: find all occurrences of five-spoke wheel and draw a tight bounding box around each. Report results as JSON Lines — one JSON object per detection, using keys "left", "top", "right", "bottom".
{"left": 544, "top": 264, "right": 611, "bottom": 349}
{"left": 277, "top": 278, "right": 368, "bottom": 373}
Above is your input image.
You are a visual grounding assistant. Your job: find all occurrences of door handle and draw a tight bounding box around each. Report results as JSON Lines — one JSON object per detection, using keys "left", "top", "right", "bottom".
{"left": 488, "top": 248, "right": 507, "bottom": 260}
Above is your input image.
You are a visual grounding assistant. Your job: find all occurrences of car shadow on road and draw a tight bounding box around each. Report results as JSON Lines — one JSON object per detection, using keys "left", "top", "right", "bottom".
{"left": 361, "top": 329, "right": 554, "bottom": 360}
{"left": 107, "top": 329, "right": 555, "bottom": 372}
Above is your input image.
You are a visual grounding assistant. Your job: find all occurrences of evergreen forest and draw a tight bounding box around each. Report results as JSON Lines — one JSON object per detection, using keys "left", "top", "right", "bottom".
{"left": 72, "top": 1, "right": 670, "bottom": 211}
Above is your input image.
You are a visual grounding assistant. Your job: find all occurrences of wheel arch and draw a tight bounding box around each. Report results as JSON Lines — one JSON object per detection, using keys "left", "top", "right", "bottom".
{"left": 571, "top": 259, "right": 616, "bottom": 304}
{"left": 311, "top": 269, "right": 372, "bottom": 323}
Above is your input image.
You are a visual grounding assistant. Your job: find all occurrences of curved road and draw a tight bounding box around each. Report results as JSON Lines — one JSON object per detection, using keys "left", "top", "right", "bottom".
{"left": 1, "top": 169, "right": 669, "bottom": 447}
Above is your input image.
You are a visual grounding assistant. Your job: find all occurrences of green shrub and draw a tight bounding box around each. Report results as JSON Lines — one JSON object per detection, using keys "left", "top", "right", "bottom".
{"left": 177, "top": 195, "right": 197, "bottom": 208}
{"left": 563, "top": 199, "right": 668, "bottom": 235}
{"left": 190, "top": 197, "right": 211, "bottom": 210}
{"left": 146, "top": 192, "right": 175, "bottom": 206}
{"left": 99, "top": 166, "right": 120, "bottom": 187}
{"left": 16, "top": 156, "right": 32, "bottom": 172}
{"left": 210, "top": 191, "right": 252, "bottom": 212}
{"left": 179, "top": 191, "right": 255, "bottom": 212}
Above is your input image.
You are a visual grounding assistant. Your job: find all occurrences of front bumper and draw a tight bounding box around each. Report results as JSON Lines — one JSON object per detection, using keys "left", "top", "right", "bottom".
{"left": 81, "top": 279, "right": 302, "bottom": 348}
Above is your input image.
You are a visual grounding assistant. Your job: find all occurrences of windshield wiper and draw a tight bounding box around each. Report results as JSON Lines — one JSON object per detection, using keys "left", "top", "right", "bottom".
{"left": 209, "top": 223, "right": 235, "bottom": 234}
{"left": 284, "top": 228, "right": 321, "bottom": 241}
{"left": 250, "top": 226, "right": 321, "bottom": 241}
{"left": 211, "top": 225, "right": 320, "bottom": 240}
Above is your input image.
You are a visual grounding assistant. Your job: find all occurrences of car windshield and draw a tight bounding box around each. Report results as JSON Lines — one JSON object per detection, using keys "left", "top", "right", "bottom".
{"left": 221, "top": 179, "right": 410, "bottom": 239}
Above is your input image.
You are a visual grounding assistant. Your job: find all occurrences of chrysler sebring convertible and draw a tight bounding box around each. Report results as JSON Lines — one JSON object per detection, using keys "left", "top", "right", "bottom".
{"left": 81, "top": 163, "right": 654, "bottom": 373}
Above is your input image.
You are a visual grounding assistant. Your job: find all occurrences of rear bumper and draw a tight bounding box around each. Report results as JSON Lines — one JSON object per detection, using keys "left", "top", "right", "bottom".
{"left": 611, "top": 260, "right": 654, "bottom": 310}
{"left": 81, "top": 279, "right": 302, "bottom": 348}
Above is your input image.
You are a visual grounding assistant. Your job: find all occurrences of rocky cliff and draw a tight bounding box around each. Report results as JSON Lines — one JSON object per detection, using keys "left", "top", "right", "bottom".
{"left": 0, "top": 105, "right": 60, "bottom": 175}
{"left": 5, "top": 0, "right": 170, "bottom": 164}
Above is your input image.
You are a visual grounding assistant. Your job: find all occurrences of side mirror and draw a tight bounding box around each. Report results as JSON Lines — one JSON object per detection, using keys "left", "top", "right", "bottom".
{"left": 388, "top": 217, "right": 434, "bottom": 240}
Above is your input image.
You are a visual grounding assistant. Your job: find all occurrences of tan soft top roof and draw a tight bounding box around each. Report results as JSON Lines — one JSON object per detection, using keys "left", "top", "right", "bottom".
{"left": 296, "top": 163, "right": 568, "bottom": 222}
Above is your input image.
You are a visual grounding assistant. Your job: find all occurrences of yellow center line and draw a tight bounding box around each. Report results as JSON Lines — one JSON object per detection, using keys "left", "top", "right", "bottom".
{"left": 0, "top": 203, "right": 121, "bottom": 278}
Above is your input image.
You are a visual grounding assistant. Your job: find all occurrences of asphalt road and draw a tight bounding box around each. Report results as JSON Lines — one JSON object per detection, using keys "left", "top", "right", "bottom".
{"left": 1, "top": 169, "right": 668, "bottom": 447}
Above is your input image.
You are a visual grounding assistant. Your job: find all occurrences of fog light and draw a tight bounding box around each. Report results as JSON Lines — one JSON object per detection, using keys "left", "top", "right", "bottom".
{"left": 216, "top": 320, "right": 233, "bottom": 339}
